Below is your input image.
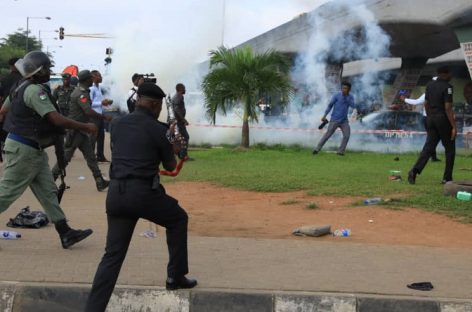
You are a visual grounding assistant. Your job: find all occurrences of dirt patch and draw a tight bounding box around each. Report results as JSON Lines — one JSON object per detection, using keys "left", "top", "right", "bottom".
{"left": 166, "top": 182, "right": 472, "bottom": 249}
{"left": 2, "top": 144, "right": 470, "bottom": 250}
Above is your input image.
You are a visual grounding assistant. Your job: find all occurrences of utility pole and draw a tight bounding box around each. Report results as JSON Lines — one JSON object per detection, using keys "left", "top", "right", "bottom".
{"left": 221, "top": 0, "right": 226, "bottom": 46}
{"left": 25, "top": 16, "right": 51, "bottom": 52}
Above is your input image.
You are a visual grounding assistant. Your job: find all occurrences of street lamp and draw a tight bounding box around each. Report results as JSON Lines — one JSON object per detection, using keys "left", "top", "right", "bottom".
{"left": 221, "top": 0, "right": 226, "bottom": 46}
{"left": 26, "top": 16, "right": 51, "bottom": 52}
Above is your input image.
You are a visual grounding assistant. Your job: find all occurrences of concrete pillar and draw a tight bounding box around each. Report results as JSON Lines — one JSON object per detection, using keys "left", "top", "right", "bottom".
{"left": 386, "top": 57, "right": 428, "bottom": 107}
{"left": 325, "top": 63, "right": 343, "bottom": 98}
{"left": 454, "top": 26, "right": 472, "bottom": 80}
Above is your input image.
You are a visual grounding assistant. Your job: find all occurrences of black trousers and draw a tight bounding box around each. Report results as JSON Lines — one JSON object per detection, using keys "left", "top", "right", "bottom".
{"left": 413, "top": 114, "right": 456, "bottom": 181}
{"left": 177, "top": 122, "right": 190, "bottom": 158}
{"left": 85, "top": 179, "right": 189, "bottom": 312}
{"left": 52, "top": 131, "right": 102, "bottom": 179}
{"left": 91, "top": 119, "right": 105, "bottom": 159}
{"left": 422, "top": 116, "right": 438, "bottom": 160}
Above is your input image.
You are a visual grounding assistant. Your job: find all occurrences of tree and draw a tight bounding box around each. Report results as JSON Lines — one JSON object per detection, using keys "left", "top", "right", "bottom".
{"left": 202, "top": 46, "right": 292, "bottom": 148}
{"left": 0, "top": 30, "right": 42, "bottom": 75}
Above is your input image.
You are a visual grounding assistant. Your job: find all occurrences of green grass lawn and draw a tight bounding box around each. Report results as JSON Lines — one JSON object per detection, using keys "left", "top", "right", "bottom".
{"left": 163, "top": 145, "right": 472, "bottom": 222}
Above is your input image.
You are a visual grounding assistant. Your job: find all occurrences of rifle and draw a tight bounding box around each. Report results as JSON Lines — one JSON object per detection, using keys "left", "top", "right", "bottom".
{"left": 57, "top": 173, "right": 70, "bottom": 204}
{"left": 54, "top": 135, "right": 69, "bottom": 203}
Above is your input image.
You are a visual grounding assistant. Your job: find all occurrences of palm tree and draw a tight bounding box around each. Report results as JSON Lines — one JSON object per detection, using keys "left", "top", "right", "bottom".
{"left": 202, "top": 46, "right": 292, "bottom": 148}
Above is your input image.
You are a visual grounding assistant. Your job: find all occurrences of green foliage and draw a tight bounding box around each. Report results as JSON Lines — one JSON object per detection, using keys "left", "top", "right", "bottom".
{"left": 0, "top": 30, "right": 42, "bottom": 75}
{"left": 163, "top": 147, "right": 472, "bottom": 222}
{"left": 201, "top": 46, "right": 293, "bottom": 147}
{"left": 0, "top": 46, "right": 24, "bottom": 75}
{"left": 281, "top": 198, "right": 300, "bottom": 205}
{"left": 305, "top": 202, "right": 319, "bottom": 210}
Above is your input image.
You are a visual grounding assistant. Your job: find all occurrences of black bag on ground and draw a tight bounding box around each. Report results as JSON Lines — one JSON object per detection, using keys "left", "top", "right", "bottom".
{"left": 7, "top": 206, "right": 49, "bottom": 228}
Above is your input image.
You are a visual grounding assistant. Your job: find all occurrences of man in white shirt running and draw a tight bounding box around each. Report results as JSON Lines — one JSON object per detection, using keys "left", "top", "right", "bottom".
{"left": 90, "top": 70, "right": 112, "bottom": 162}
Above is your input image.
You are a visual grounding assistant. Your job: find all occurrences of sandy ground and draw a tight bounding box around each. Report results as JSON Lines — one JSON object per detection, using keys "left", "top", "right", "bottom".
{"left": 170, "top": 181, "right": 472, "bottom": 249}
{"left": 1, "top": 139, "right": 472, "bottom": 250}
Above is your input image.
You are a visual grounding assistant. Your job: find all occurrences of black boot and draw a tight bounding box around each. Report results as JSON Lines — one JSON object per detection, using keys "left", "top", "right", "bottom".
{"left": 95, "top": 176, "right": 109, "bottom": 192}
{"left": 166, "top": 276, "right": 197, "bottom": 290}
{"left": 55, "top": 219, "right": 93, "bottom": 249}
{"left": 408, "top": 169, "right": 417, "bottom": 185}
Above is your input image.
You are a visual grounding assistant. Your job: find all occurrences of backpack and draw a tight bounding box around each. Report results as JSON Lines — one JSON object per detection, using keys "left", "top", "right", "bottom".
{"left": 7, "top": 206, "right": 49, "bottom": 229}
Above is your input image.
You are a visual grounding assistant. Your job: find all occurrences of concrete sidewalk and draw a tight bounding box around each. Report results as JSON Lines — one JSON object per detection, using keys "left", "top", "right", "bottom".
{"left": 0, "top": 151, "right": 472, "bottom": 311}
{"left": 1, "top": 234, "right": 472, "bottom": 311}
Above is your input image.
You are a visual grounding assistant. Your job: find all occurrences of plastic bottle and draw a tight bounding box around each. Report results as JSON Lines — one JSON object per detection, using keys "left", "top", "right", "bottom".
{"left": 0, "top": 230, "right": 21, "bottom": 239}
{"left": 456, "top": 191, "right": 472, "bottom": 201}
{"left": 333, "top": 229, "right": 351, "bottom": 237}
{"left": 364, "top": 197, "right": 382, "bottom": 205}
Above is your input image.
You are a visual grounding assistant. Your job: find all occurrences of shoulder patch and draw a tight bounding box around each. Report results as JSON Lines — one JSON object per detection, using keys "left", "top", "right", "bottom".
{"left": 79, "top": 94, "right": 88, "bottom": 104}
{"left": 447, "top": 88, "right": 453, "bottom": 95}
{"left": 39, "top": 91, "right": 48, "bottom": 101}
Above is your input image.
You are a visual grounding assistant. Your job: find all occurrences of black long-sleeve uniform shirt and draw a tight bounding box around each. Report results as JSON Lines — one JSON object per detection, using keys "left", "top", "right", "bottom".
{"left": 109, "top": 106, "right": 175, "bottom": 180}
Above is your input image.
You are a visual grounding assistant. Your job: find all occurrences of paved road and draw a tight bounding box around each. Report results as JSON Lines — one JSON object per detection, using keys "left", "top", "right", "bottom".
{"left": 0, "top": 144, "right": 471, "bottom": 302}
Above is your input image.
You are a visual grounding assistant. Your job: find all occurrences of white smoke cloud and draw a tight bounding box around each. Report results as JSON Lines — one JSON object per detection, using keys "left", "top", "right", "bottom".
{"left": 99, "top": 0, "right": 325, "bottom": 116}
{"left": 101, "top": 1, "right": 224, "bottom": 114}
{"left": 97, "top": 0, "right": 422, "bottom": 153}
{"left": 185, "top": 0, "right": 401, "bottom": 152}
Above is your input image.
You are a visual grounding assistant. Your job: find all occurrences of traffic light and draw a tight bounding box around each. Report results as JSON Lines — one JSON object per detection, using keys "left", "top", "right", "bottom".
{"left": 59, "top": 27, "right": 64, "bottom": 40}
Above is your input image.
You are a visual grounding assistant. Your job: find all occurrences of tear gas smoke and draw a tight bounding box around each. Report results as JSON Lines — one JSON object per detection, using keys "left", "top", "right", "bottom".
{"left": 190, "top": 1, "right": 415, "bottom": 153}
{"left": 99, "top": 0, "right": 324, "bottom": 124}
{"left": 101, "top": 1, "right": 224, "bottom": 116}
{"left": 101, "top": 1, "right": 423, "bottom": 153}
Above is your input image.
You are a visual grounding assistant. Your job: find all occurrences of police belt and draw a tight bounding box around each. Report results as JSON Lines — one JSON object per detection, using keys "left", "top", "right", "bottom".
{"left": 7, "top": 133, "right": 40, "bottom": 150}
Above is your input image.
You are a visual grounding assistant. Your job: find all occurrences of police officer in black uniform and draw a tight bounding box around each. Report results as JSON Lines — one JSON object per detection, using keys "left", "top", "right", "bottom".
{"left": 408, "top": 66, "right": 456, "bottom": 184}
{"left": 85, "top": 83, "right": 196, "bottom": 312}
{"left": 0, "top": 57, "right": 22, "bottom": 161}
{"left": 0, "top": 57, "right": 22, "bottom": 102}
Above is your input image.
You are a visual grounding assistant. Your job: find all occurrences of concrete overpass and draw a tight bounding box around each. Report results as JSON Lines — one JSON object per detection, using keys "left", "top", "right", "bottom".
{"left": 238, "top": 0, "right": 472, "bottom": 59}
{"left": 235, "top": 0, "right": 472, "bottom": 106}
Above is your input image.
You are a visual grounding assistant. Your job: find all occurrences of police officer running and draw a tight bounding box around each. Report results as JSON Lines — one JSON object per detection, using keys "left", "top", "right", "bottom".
{"left": 0, "top": 51, "right": 96, "bottom": 248}
{"left": 51, "top": 70, "right": 111, "bottom": 191}
{"left": 408, "top": 66, "right": 456, "bottom": 184}
{"left": 85, "top": 83, "right": 197, "bottom": 312}
{"left": 52, "top": 72, "right": 74, "bottom": 117}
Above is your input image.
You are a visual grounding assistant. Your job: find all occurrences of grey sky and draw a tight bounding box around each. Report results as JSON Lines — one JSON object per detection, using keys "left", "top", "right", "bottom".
{"left": 3, "top": 0, "right": 328, "bottom": 73}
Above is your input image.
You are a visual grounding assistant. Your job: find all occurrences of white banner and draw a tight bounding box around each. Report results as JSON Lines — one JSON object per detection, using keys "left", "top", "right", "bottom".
{"left": 461, "top": 41, "right": 472, "bottom": 79}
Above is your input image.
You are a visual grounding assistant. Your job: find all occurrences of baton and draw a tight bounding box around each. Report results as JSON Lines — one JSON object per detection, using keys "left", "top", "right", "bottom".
{"left": 160, "top": 156, "right": 188, "bottom": 177}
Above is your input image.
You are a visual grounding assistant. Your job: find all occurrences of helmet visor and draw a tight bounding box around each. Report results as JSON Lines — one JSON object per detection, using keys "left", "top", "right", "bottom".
{"left": 15, "top": 58, "right": 42, "bottom": 78}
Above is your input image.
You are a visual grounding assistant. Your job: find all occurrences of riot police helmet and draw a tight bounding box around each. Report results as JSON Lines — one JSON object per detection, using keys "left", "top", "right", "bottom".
{"left": 14, "top": 51, "right": 52, "bottom": 79}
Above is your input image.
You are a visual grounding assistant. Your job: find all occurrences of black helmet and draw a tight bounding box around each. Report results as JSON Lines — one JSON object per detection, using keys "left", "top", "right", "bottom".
{"left": 15, "top": 51, "right": 52, "bottom": 78}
